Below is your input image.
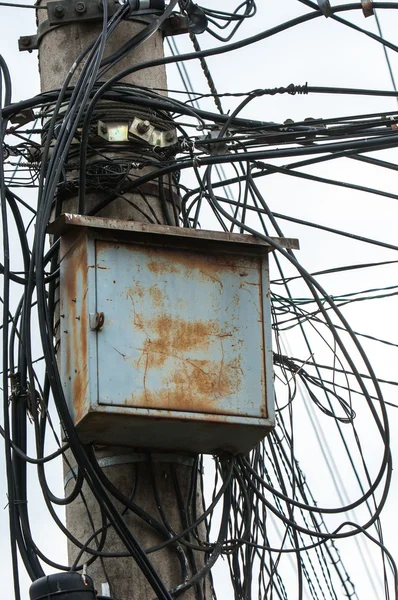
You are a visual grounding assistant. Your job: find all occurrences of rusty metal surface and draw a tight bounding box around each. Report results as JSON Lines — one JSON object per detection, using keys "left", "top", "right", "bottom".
{"left": 49, "top": 213, "right": 300, "bottom": 251}
{"left": 96, "top": 241, "right": 268, "bottom": 418}
{"left": 60, "top": 220, "right": 276, "bottom": 454}
{"left": 78, "top": 406, "right": 273, "bottom": 455}
{"left": 361, "top": 0, "right": 374, "bottom": 17}
{"left": 60, "top": 228, "right": 97, "bottom": 425}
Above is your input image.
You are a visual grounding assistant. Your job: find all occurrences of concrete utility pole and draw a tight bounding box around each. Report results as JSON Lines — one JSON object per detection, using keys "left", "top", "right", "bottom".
{"left": 36, "top": 3, "right": 205, "bottom": 598}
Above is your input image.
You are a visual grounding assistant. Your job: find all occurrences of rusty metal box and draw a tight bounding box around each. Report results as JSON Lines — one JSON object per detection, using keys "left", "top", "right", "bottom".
{"left": 52, "top": 214, "right": 298, "bottom": 454}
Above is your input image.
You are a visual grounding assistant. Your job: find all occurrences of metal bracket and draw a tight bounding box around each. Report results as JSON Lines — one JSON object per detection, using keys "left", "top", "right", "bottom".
{"left": 129, "top": 117, "right": 177, "bottom": 147}
{"left": 18, "top": 0, "right": 118, "bottom": 51}
{"left": 97, "top": 121, "right": 129, "bottom": 142}
{"left": 125, "top": 12, "right": 189, "bottom": 35}
{"left": 95, "top": 118, "right": 177, "bottom": 147}
{"left": 19, "top": 9, "right": 190, "bottom": 52}
{"left": 2, "top": 146, "right": 19, "bottom": 160}
{"left": 19, "top": 32, "right": 42, "bottom": 52}
{"left": 160, "top": 13, "right": 189, "bottom": 36}
{"left": 10, "top": 108, "right": 35, "bottom": 126}
{"left": 47, "top": 0, "right": 118, "bottom": 25}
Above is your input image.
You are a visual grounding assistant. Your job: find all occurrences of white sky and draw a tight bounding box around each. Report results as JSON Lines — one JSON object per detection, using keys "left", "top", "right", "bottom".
{"left": 1, "top": 1, "right": 398, "bottom": 598}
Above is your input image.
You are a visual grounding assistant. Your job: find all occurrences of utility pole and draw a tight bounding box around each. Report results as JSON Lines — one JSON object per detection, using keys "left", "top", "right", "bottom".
{"left": 36, "top": 3, "right": 205, "bottom": 598}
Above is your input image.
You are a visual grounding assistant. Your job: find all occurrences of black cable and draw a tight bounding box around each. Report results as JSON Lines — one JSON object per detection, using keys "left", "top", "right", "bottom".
{"left": 3, "top": 2, "right": 398, "bottom": 597}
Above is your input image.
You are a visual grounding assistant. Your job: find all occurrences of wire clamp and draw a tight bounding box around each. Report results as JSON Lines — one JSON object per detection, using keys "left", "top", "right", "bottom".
{"left": 179, "top": 0, "right": 207, "bottom": 34}
{"left": 129, "top": 117, "right": 177, "bottom": 147}
{"left": 317, "top": 0, "right": 332, "bottom": 17}
{"left": 361, "top": 0, "right": 374, "bottom": 17}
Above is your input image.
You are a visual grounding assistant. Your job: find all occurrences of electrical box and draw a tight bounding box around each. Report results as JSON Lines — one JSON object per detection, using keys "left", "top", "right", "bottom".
{"left": 51, "top": 214, "right": 299, "bottom": 454}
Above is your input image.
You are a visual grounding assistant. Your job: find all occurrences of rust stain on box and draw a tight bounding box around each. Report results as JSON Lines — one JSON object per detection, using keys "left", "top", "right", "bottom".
{"left": 148, "top": 284, "right": 163, "bottom": 307}
{"left": 119, "top": 245, "right": 252, "bottom": 415}
{"left": 146, "top": 248, "right": 245, "bottom": 281}
{"left": 132, "top": 353, "right": 243, "bottom": 415}
{"left": 124, "top": 310, "right": 244, "bottom": 414}
{"left": 139, "top": 314, "right": 214, "bottom": 365}
{"left": 63, "top": 234, "right": 89, "bottom": 423}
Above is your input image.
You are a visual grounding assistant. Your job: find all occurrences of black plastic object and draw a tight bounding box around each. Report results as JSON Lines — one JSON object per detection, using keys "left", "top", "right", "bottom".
{"left": 127, "top": 0, "right": 165, "bottom": 12}
{"left": 184, "top": 1, "right": 208, "bottom": 34}
{"left": 317, "top": 0, "right": 332, "bottom": 17}
{"left": 29, "top": 572, "right": 97, "bottom": 600}
{"left": 147, "top": 0, "right": 165, "bottom": 9}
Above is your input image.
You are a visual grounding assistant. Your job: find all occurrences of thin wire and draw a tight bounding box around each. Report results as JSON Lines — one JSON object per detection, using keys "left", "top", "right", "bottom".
{"left": 374, "top": 9, "right": 398, "bottom": 104}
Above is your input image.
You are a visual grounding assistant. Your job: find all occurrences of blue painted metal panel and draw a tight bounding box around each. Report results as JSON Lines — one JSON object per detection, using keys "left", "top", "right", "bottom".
{"left": 95, "top": 242, "right": 268, "bottom": 418}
